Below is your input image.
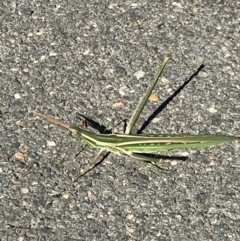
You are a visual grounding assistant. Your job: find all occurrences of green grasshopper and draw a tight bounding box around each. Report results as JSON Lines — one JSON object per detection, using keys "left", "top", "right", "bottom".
{"left": 36, "top": 57, "right": 239, "bottom": 181}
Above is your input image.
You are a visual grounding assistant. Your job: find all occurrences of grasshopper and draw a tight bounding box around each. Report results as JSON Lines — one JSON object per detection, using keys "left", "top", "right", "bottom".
{"left": 36, "top": 57, "right": 239, "bottom": 181}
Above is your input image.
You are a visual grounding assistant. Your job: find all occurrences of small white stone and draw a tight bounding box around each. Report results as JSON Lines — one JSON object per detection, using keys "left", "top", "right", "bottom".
{"left": 21, "top": 188, "right": 29, "bottom": 194}
{"left": 62, "top": 193, "right": 70, "bottom": 199}
{"left": 208, "top": 106, "right": 217, "bottom": 113}
{"left": 108, "top": 3, "right": 118, "bottom": 9}
{"left": 134, "top": 70, "right": 145, "bottom": 80}
{"left": 83, "top": 49, "right": 90, "bottom": 55}
{"left": 14, "top": 93, "right": 21, "bottom": 99}
{"left": 112, "top": 102, "right": 123, "bottom": 108}
{"left": 171, "top": 160, "right": 178, "bottom": 166}
{"left": 49, "top": 52, "right": 57, "bottom": 56}
{"left": 106, "top": 84, "right": 112, "bottom": 89}
{"left": 161, "top": 77, "right": 169, "bottom": 83}
{"left": 47, "top": 141, "right": 56, "bottom": 147}
{"left": 172, "top": 2, "right": 184, "bottom": 8}
{"left": 130, "top": 3, "right": 138, "bottom": 8}
{"left": 40, "top": 55, "right": 46, "bottom": 61}
{"left": 176, "top": 151, "right": 189, "bottom": 156}
{"left": 152, "top": 117, "right": 161, "bottom": 123}
{"left": 127, "top": 214, "right": 134, "bottom": 220}
{"left": 119, "top": 86, "right": 128, "bottom": 95}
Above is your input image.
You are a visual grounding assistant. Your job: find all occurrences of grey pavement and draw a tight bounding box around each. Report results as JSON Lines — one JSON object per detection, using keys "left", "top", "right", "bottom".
{"left": 1, "top": 1, "right": 240, "bottom": 240}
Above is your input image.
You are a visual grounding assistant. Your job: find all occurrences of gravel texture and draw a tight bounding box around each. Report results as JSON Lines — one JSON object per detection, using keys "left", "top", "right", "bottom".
{"left": 1, "top": 1, "right": 240, "bottom": 240}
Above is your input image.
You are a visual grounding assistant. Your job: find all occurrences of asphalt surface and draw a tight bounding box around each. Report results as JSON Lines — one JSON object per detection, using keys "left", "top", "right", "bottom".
{"left": 1, "top": 1, "right": 240, "bottom": 240}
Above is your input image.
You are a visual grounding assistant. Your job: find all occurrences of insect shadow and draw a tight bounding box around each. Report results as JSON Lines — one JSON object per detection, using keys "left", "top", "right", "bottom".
{"left": 76, "top": 63, "right": 205, "bottom": 165}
